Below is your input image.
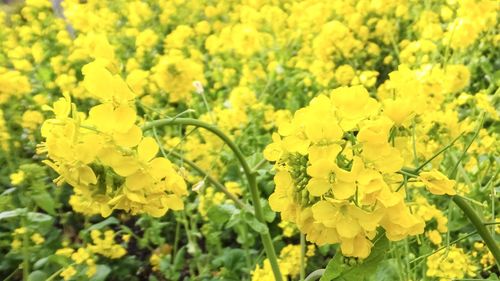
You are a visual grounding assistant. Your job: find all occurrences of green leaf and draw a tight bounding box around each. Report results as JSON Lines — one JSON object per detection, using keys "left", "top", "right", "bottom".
{"left": 368, "top": 259, "right": 399, "bottom": 281}
{"left": 320, "top": 235, "right": 389, "bottom": 281}
{"left": 260, "top": 198, "right": 276, "bottom": 223}
{"left": 0, "top": 208, "right": 26, "bottom": 220}
{"left": 226, "top": 211, "right": 242, "bottom": 229}
{"left": 243, "top": 212, "right": 268, "bottom": 234}
{"left": 27, "top": 212, "right": 53, "bottom": 223}
{"left": 173, "top": 246, "right": 186, "bottom": 270}
{"left": 89, "top": 265, "right": 111, "bottom": 281}
{"left": 86, "top": 217, "right": 120, "bottom": 231}
{"left": 28, "top": 270, "right": 48, "bottom": 281}
{"left": 488, "top": 273, "right": 500, "bottom": 280}
{"left": 207, "top": 204, "right": 238, "bottom": 225}
{"left": 33, "top": 193, "right": 56, "bottom": 215}
{"left": 33, "top": 257, "right": 48, "bottom": 269}
{"left": 320, "top": 252, "right": 344, "bottom": 281}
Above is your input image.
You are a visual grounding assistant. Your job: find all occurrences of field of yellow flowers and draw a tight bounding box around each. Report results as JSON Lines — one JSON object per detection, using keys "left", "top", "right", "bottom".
{"left": 0, "top": 0, "right": 499, "bottom": 280}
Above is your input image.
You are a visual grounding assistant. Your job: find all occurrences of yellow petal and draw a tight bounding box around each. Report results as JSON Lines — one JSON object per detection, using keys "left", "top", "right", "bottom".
{"left": 138, "top": 137, "right": 159, "bottom": 162}
{"left": 114, "top": 125, "right": 142, "bottom": 147}
{"left": 307, "top": 159, "right": 334, "bottom": 179}
{"left": 125, "top": 171, "right": 149, "bottom": 191}
{"left": 332, "top": 181, "right": 356, "bottom": 200}
{"left": 161, "top": 194, "right": 184, "bottom": 210}
{"left": 112, "top": 156, "right": 140, "bottom": 177}
{"left": 88, "top": 103, "right": 115, "bottom": 132}
{"left": 306, "top": 178, "right": 331, "bottom": 196}
{"left": 113, "top": 105, "right": 136, "bottom": 133}
{"left": 148, "top": 157, "right": 174, "bottom": 181}
{"left": 336, "top": 216, "right": 361, "bottom": 238}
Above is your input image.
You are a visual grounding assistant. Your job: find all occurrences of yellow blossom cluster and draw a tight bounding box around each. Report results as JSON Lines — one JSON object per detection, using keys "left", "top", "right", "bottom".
{"left": 87, "top": 229, "right": 127, "bottom": 259}
{"left": 252, "top": 244, "right": 310, "bottom": 281}
{"left": 426, "top": 246, "right": 479, "bottom": 281}
{"left": 55, "top": 229, "right": 128, "bottom": 280}
{"left": 38, "top": 58, "right": 187, "bottom": 217}
{"left": 264, "top": 85, "right": 430, "bottom": 258}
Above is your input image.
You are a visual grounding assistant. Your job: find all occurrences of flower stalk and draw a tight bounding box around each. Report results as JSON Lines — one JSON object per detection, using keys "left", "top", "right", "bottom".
{"left": 144, "top": 118, "right": 283, "bottom": 281}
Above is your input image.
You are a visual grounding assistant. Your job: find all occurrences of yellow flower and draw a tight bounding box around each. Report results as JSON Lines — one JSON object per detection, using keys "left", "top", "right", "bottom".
{"left": 55, "top": 247, "right": 74, "bottom": 257}
{"left": 335, "top": 65, "right": 355, "bottom": 86}
{"left": 60, "top": 266, "right": 77, "bottom": 281}
{"left": 11, "top": 239, "right": 21, "bottom": 250}
{"left": 383, "top": 98, "right": 415, "bottom": 126}
{"left": 426, "top": 246, "right": 478, "bottom": 280}
{"left": 82, "top": 59, "right": 135, "bottom": 105}
{"left": 88, "top": 229, "right": 127, "bottom": 259}
{"left": 71, "top": 248, "right": 90, "bottom": 264}
{"left": 10, "top": 171, "right": 25, "bottom": 185}
{"left": 419, "top": 170, "right": 456, "bottom": 195}
{"left": 426, "top": 230, "right": 442, "bottom": 246}
{"left": 31, "top": 233, "right": 45, "bottom": 245}
{"left": 22, "top": 110, "right": 44, "bottom": 131}
{"left": 14, "top": 227, "right": 27, "bottom": 235}
{"left": 330, "top": 85, "right": 379, "bottom": 131}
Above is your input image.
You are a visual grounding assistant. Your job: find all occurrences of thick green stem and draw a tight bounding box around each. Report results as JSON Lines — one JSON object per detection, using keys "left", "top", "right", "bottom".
{"left": 452, "top": 195, "right": 500, "bottom": 267}
{"left": 144, "top": 118, "right": 283, "bottom": 281}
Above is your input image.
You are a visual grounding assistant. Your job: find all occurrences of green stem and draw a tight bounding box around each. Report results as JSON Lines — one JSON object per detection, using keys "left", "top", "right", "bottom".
{"left": 144, "top": 118, "right": 283, "bottom": 281}
{"left": 168, "top": 150, "right": 252, "bottom": 213}
{"left": 300, "top": 233, "right": 306, "bottom": 281}
{"left": 410, "top": 231, "right": 478, "bottom": 264}
{"left": 172, "top": 220, "right": 181, "bottom": 262}
{"left": 452, "top": 195, "right": 500, "bottom": 267}
{"left": 450, "top": 114, "right": 484, "bottom": 179}
{"left": 21, "top": 216, "right": 29, "bottom": 281}
{"left": 414, "top": 132, "right": 464, "bottom": 173}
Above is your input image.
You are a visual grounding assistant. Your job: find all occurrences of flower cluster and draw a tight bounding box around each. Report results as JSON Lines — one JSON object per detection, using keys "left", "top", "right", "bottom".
{"left": 252, "top": 244, "right": 312, "bottom": 281}
{"left": 38, "top": 58, "right": 187, "bottom": 217}
{"left": 55, "top": 229, "right": 127, "bottom": 280}
{"left": 265, "top": 85, "right": 427, "bottom": 258}
{"left": 426, "top": 246, "right": 479, "bottom": 281}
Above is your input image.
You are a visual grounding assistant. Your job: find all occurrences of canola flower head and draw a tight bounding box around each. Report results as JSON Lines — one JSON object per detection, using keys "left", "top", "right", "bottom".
{"left": 38, "top": 61, "right": 187, "bottom": 218}
{"left": 265, "top": 84, "right": 425, "bottom": 258}
{"left": 426, "top": 246, "right": 478, "bottom": 281}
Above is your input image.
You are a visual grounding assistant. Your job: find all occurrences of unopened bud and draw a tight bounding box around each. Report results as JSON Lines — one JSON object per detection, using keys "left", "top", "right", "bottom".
{"left": 192, "top": 81, "right": 204, "bottom": 95}
{"left": 192, "top": 180, "right": 205, "bottom": 192}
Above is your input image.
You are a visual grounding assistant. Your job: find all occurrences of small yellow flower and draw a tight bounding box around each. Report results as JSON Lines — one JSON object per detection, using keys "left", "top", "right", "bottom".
{"left": 426, "top": 230, "right": 442, "bottom": 246}
{"left": 11, "top": 239, "right": 22, "bottom": 250}
{"left": 10, "top": 171, "right": 25, "bottom": 185}
{"left": 31, "top": 233, "right": 45, "bottom": 245}
{"left": 71, "top": 248, "right": 90, "bottom": 264}
{"left": 14, "top": 227, "right": 27, "bottom": 235}
{"left": 55, "top": 247, "right": 74, "bottom": 257}
{"left": 60, "top": 266, "right": 77, "bottom": 281}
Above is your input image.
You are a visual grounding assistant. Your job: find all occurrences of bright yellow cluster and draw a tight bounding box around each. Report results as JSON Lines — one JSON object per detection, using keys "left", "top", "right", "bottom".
{"left": 55, "top": 229, "right": 128, "bottom": 280}
{"left": 473, "top": 242, "right": 496, "bottom": 270}
{"left": 412, "top": 196, "right": 448, "bottom": 246}
{"left": 0, "top": 110, "right": 9, "bottom": 151}
{"left": 265, "top": 85, "right": 429, "bottom": 258}
{"left": 0, "top": 68, "right": 32, "bottom": 104}
{"left": 87, "top": 229, "right": 127, "bottom": 259}
{"left": 426, "top": 246, "right": 478, "bottom": 281}
{"left": 38, "top": 58, "right": 187, "bottom": 218}
{"left": 251, "top": 244, "right": 306, "bottom": 281}
{"left": 56, "top": 247, "right": 97, "bottom": 280}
